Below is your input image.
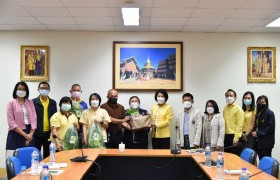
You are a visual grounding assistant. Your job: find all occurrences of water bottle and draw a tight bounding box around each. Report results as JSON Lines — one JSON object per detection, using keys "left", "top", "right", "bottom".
{"left": 205, "top": 145, "right": 211, "bottom": 168}
{"left": 216, "top": 152, "right": 224, "bottom": 180}
{"left": 49, "top": 141, "right": 56, "bottom": 164}
{"left": 31, "top": 150, "right": 39, "bottom": 174}
{"left": 239, "top": 168, "right": 249, "bottom": 180}
{"left": 40, "top": 165, "right": 50, "bottom": 180}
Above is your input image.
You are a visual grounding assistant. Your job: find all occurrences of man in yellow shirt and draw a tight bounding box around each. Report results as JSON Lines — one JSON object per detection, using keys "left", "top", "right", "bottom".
{"left": 223, "top": 89, "right": 244, "bottom": 155}
{"left": 33, "top": 82, "right": 57, "bottom": 158}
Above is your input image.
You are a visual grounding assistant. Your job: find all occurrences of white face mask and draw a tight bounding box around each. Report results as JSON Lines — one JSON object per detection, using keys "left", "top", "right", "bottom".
{"left": 130, "top": 102, "right": 139, "bottom": 109}
{"left": 226, "top": 97, "right": 235, "bottom": 104}
{"left": 61, "top": 103, "right": 71, "bottom": 112}
{"left": 157, "top": 97, "right": 165, "bottom": 104}
{"left": 207, "top": 107, "right": 214, "bottom": 114}
{"left": 183, "top": 101, "right": 192, "bottom": 109}
{"left": 91, "top": 100, "right": 99, "bottom": 108}
{"left": 16, "top": 90, "right": 26, "bottom": 98}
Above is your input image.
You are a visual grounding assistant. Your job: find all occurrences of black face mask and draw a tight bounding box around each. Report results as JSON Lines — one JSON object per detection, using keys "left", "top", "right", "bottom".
{"left": 108, "top": 97, "right": 117, "bottom": 104}
{"left": 257, "top": 104, "right": 267, "bottom": 112}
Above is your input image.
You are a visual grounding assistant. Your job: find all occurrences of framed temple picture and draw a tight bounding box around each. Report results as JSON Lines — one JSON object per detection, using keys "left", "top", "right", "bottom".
{"left": 247, "top": 47, "right": 276, "bottom": 83}
{"left": 20, "top": 45, "right": 49, "bottom": 81}
{"left": 113, "top": 41, "right": 183, "bottom": 91}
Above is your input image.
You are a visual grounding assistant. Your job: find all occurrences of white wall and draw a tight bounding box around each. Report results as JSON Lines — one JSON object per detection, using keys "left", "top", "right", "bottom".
{"left": 0, "top": 31, "right": 279, "bottom": 168}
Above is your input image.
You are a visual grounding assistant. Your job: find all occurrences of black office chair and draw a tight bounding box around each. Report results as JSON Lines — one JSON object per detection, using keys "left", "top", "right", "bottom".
{"left": 6, "top": 156, "right": 21, "bottom": 180}
{"left": 258, "top": 156, "right": 279, "bottom": 178}
{"left": 240, "top": 148, "right": 257, "bottom": 165}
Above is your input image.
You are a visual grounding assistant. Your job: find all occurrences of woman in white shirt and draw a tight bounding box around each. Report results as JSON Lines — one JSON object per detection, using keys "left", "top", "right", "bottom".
{"left": 201, "top": 100, "right": 225, "bottom": 151}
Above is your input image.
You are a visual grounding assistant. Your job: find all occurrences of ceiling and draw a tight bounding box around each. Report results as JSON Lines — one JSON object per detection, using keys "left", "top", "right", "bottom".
{"left": 0, "top": 0, "right": 280, "bottom": 32}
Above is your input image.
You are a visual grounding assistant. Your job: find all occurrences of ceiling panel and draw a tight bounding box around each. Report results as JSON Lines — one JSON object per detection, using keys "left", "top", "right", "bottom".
{"left": 187, "top": 18, "right": 225, "bottom": 26}
{"left": 197, "top": 0, "right": 246, "bottom": 9}
{"left": 61, "top": 0, "right": 107, "bottom": 8}
{"left": 16, "top": 0, "right": 64, "bottom": 7}
{"left": 0, "top": 0, "right": 280, "bottom": 32}
{"left": 37, "top": 17, "right": 76, "bottom": 24}
{"left": 192, "top": 8, "right": 236, "bottom": 18}
{"left": 150, "top": 18, "right": 187, "bottom": 26}
{"left": 0, "top": 7, "right": 31, "bottom": 17}
{"left": 25, "top": 7, "right": 71, "bottom": 17}
{"left": 75, "top": 17, "right": 113, "bottom": 25}
{"left": 153, "top": 0, "right": 199, "bottom": 8}
{"left": 68, "top": 8, "right": 111, "bottom": 17}
{"left": 151, "top": 8, "right": 193, "bottom": 18}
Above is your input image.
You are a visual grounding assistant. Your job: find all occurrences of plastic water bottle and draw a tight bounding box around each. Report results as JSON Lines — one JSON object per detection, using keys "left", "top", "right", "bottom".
{"left": 239, "top": 168, "right": 249, "bottom": 180}
{"left": 49, "top": 141, "right": 56, "bottom": 164}
{"left": 40, "top": 165, "right": 50, "bottom": 180}
{"left": 205, "top": 145, "right": 211, "bottom": 168}
{"left": 216, "top": 152, "right": 224, "bottom": 180}
{"left": 31, "top": 150, "right": 39, "bottom": 174}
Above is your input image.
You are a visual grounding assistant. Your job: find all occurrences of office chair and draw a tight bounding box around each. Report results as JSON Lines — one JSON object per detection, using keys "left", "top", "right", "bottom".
{"left": 240, "top": 148, "right": 257, "bottom": 165}
{"left": 6, "top": 156, "right": 21, "bottom": 180}
{"left": 14, "top": 147, "right": 42, "bottom": 168}
{"left": 258, "top": 156, "right": 279, "bottom": 178}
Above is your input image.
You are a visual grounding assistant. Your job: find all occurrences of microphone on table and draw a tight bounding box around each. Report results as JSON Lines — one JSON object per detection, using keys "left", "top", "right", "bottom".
{"left": 52, "top": 135, "right": 88, "bottom": 162}
{"left": 170, "top": 126, "right": 181, "bottom": 154}
{"left": 249, "top": 163, "right": 279, "bottom": 179}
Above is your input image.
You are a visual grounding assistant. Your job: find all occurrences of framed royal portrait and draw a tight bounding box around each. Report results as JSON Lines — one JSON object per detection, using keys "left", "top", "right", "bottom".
{"left": 247, "top": 47, "right": 276, "bottom": 83}
{"left": 20, "top": 45, "right": 49, "bottom": 81}
{"left": 113, "top": 41, "right": 183, "bottom": 91}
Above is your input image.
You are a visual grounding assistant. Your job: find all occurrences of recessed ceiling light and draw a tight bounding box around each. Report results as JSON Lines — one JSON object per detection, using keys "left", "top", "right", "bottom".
{"left": 266, "top": 17, "right": 280, "bottom": 27}
{"left": 121, "top": 8, "right": 140, "bottom": 26}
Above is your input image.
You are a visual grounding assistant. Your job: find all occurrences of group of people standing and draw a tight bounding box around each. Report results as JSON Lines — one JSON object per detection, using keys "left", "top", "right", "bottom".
{"left": 6, "top": 82, "right": 275, "bottom": 162}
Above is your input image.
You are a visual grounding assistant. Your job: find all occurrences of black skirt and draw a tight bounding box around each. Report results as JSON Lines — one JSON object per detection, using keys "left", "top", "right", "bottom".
{"left": 6, "top": 125, "right": 35, "bottom": 150}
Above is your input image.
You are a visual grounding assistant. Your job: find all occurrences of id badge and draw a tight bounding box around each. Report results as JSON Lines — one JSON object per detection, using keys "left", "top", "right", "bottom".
{"left": 70, "top": 136, "right": 75, "bottom": 144}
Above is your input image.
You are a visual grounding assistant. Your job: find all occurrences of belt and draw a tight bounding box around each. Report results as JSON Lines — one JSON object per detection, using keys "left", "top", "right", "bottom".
{"left": 184, "top": 135, "right": 189, "bottom": 139}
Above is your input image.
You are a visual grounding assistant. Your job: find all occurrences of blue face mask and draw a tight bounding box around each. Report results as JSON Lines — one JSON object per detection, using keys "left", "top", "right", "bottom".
{"left": 39, "top": 89, "right": 49, "bottom": 97}
{"left": 244, "top": 99, "right": 252, "bottom": 106}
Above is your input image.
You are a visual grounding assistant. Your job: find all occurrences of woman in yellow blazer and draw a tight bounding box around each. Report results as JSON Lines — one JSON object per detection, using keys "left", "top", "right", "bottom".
{"left": 151, "top": 89, "right": 173, "bottom": 149}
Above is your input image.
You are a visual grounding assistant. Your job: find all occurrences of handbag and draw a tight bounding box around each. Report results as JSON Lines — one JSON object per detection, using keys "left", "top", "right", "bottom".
{"left": 130, "top": 114, "right": 151, "bottom": 130}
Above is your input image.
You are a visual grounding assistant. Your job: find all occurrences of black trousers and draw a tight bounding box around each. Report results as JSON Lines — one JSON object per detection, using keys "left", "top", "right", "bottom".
{"left": 224, "top": 134, "right": 242, "bottom": 156}
{"left": 35, "top": 131, "right": 51, "bottom": 159}
{"left": 152, "top": 138, "right": 170, "bottom": 149}
{"left": 106, "top": 131, "right": 123, "bottom": 149}
{"left": 256, "top": 148, "right": 272, "bottom": 161}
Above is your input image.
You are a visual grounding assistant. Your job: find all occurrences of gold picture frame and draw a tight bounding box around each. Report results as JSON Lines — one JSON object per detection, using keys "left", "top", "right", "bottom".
{"left": 20, "top": 45, "right": 49, "bottom": 81}
{"left": 247, "top": 47, "right": 276, "bottom": 83}
{"left": 113, "top": 41, "right": 183, "bottom": 91}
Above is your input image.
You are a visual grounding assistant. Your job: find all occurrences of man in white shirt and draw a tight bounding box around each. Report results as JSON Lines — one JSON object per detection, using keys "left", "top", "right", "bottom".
{"left": 176, "top": 93, "right": 202, "bottom": 149}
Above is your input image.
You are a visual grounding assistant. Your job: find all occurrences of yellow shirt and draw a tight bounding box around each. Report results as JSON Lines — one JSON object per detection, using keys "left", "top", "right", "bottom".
{"left": 151, "top": 103, "right": 173, "bottom": 138}
{"left": 50, "top": 112, "right": 78, "bottom": 141}
{"left": 223, "top": 102, "right": 244, "bottom": 141}
{"left": 243, "top": 109, "right": 256, "bottom": 132}
{"left": 40, "top": 97, "right": 50, "bottom": 132}
{"left": 79, "top": 107, "right": 111, "bottom": 142}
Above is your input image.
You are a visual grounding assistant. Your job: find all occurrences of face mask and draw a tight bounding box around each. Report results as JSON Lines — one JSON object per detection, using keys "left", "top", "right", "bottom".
{"left": 72, "top": 91, "right": 81, "bottom": 99}
{"left": 183, "top": 101, "right": 192, "bottom": 109}
{"left": 157, "top": 97, "right": 165, "bottom": 104}
{"left": 226, "top": 97, "right": 235, "bottom": 104}
{"left": 207, "top": 107, "right": 214, "bottom": 114}
{"left": 39, "top": 89, "right": 49, "bottom": 97}
{"left": 61, "top": 103, "right": 71, "bottom": 112}
{"left": 91, "top": 100, "right": 99, "bottom": 108}
{"left": 16, "top": 90, "right": 26, "bottom": 98}
{"left": 108, "top": 97, "right": 118, "bottom": 104}
{"left": 130, "top": 102, "right": 139, "bottom": 109}
{"left": 243, "top": 99, "right": 252, "bottom": 106}
{"left": 257, "top": 104, "right": 267, "bottom": 112}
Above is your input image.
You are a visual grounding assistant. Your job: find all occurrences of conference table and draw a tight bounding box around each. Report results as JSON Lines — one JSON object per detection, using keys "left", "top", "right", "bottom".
{"left": 12, "top": 148, "right": 277, "bottom": 180}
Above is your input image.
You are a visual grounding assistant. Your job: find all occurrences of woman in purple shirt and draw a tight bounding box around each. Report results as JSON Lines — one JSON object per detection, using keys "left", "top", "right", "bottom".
{"left": 6, "top": 82, "right": 37, "bottom": 157}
